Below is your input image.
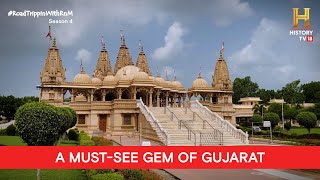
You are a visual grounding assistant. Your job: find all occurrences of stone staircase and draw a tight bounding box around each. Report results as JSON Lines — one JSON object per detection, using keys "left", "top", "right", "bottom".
{"left": 137, "top": 99, "right": 249, "bottom": 146}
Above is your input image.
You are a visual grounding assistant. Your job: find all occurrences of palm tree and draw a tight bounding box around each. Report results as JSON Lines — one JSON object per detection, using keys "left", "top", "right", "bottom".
{"left": 252, "top": 104, "right": 266, "bottom": 117}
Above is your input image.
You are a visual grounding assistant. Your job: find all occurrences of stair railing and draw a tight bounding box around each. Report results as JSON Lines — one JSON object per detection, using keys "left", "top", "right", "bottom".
{"left": 189, "top": 108, "right": 223, "bottom": 145}
{"left": 167, "top": 107, "right": 197, "bottom": 145}
{"left": 137, "top": 99, "right": 168, "bottom": 145}
{"left": 191, "top": 100, "right": 249, "bottom": 144}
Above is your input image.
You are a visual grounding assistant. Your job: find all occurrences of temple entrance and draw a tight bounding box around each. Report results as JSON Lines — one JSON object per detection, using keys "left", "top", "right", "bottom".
{"left": 121, "top": 89, "right": 131, "bottom": 99}
{"left": 99, "top": 114, "right": 107, "bottom": 132}
{"left": 105, "top": 91, "right": 116, "bottom": 101}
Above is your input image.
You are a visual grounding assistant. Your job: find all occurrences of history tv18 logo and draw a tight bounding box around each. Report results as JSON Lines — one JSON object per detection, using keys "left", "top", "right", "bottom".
{"left": 289, "top": 8, "right": 314, "bottom": 42}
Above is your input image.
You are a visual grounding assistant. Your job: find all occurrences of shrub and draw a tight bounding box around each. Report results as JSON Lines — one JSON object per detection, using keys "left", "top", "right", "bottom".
{"left": 91, "top": 173, "right": 124, "bottom": 180}
{"left": 296, "top": 112, "right": 317, "bottom": 133}
{"left": 15, "top": 102, "right": 61, "bottom": 146}
{"left": 56, "top": 107, "right": 72, "bottom": 136}
{"left": 6, "top": 124, "right": 16, "bottom": 136}
{"left": 251, "top": 114, "right": 263, "bottom": 123}
{"left": 0, "top": 129, "right": 6, "bottom": 136}
{"left": 119, "top": 169, "right": 144, "bottom": 180}
{"left": 284, "top": 122, "right": 291, "bottom": 131}
{"left": 91, "top": 136, "right": 113, "bottom": 146}
{"left": 273, "top": 126, "right": 282, "bottom": 132}
{"left": 68, "top": 129, "right": 79, "bottom": 141}
{"left": 64, "top": 107, "right": 77, "bottom": 128}
{"left": 79, "top": 131, "right": 95, "bottom": 146}
{"left": 263, "top": 112, "right": 280, "bottom": 129}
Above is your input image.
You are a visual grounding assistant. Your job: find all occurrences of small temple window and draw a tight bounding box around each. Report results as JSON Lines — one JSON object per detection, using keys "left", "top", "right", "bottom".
{"left": 123, "top": 114, "right": 132, "bottom": 125}
{"left": 78, "top": 115, "right": 86, "bottom": 124}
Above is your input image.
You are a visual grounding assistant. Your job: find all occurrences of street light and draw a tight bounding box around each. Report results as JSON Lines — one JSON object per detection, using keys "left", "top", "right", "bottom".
{"left": 281, "top": 99, "right": 285, "bottom": 130}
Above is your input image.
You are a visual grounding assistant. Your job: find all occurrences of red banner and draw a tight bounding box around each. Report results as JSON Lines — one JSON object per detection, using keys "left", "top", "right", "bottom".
{"left": 0, "top": 146, "right": 319, "bottom": 169}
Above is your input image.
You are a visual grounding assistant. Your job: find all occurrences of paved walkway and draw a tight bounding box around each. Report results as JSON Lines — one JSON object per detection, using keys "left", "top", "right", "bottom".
{"left": 106, "top": 135, "right": 318, "bottom": 180}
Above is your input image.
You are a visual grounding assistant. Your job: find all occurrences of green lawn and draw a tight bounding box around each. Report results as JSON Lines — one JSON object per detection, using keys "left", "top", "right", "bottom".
{"left": 0, "top": 136, "right": 78, "bottom": 146}
{"left": 0, "top": 169, "right": 86, "bottom": 180}
{"left": 286, "top": 128, "right": 320, "bottom": 135}
{"left": 0, "top": 136, "right": 85, "bottom": 179}
{"left": 0, "top": 136, "right": 26, "bottom": 146}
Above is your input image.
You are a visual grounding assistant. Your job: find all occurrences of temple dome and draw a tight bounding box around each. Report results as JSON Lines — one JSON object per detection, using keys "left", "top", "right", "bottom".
{"left": 91, "top": 77, "right": 102, "bottom": 83}
{"left": 172, "top": 80, "right": 184, "bottom": 89}
{"left": 115, "top": 65, "right": 140, "bottom": 80}
{"left": 73, "top": 72, "right": 91, "bottom": 83}
{"left": 134, "top": 71, "right": 149, "bottom": 80}
{"left": 103, "top": 74, "right": 116, "bottom": 82}
{"left": 192, "top": 76, "right": 208, "bottom": 89}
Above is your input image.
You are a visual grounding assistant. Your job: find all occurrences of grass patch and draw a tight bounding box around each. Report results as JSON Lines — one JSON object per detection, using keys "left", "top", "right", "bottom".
{"left": 0, "top": 169, "right": 86, "bottom": 180}
{"left": 286, "top": 128, "right": 320, "bottom": 135}
{"left": 0, "top": 136, "right": 26, "bottom": 146}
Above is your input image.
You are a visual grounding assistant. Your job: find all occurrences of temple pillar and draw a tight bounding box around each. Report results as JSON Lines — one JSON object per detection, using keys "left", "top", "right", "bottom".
{"left": 165, "top": 92, "right": 169, "bottom": 107}
{"left": 132, "top": 87, "right": 137, "bottom": 100}
{"left": 149, "top": 89, "right": 153, "bottom": 107}
{"left": 173, "top": 93, "right": 177, "bottom": 107}
{"left": 70, "top": 92, "right": 74, "bottom": 102}
{"left": 102, "top": 90, "right": 106, "bottom": 101}
{"left": 90, "top": 93, "right": 93, "bottom": 102}
{"left": 117, "top": 89, "right": 122, "bottom": 99}
{"left": 156, "top": 90, "right": 160, "bottom": 107}
{"left": 209, "top": 93, "right": 213, "bottom": 103}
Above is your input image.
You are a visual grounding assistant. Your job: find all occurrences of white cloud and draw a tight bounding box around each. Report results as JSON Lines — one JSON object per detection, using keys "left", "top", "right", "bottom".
{"left": 211, "top": 0, "right": 254, "bottom": 27}
{"left": 152, "top": 22, "right": 186, "bottom": 61}
{"left": 229, "top": 18, "right": 318, "bottom": 89}
{"left": 51, "top": 0, "right": 253, "bottom": 46}
{"left": 75, "top": 48, "right": 91, "bottom": 63}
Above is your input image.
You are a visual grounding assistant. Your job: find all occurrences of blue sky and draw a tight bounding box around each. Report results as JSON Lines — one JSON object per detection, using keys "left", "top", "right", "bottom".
{"left": 0, "top": 0, "right": 319, "bottom": 97}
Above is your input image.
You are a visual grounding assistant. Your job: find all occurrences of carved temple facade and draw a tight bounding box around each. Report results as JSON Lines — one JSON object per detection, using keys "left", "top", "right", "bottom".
{"left": 39, "top": 35, "right": 235, "bottom": 137}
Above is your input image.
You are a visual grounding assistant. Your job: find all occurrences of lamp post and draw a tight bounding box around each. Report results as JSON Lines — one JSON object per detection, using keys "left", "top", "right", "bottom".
{"left": 282, "top": 99, "right": 284, "bottom": 130}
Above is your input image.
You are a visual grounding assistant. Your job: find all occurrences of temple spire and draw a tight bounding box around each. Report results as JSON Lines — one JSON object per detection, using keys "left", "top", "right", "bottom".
{"left": 219, "top": 42, "right": 224, "bottom": 59}
{"left": 80, "top": 59, "right": 85, "bottom": 73}
{"left": 40, "top": 37, "right": 66, "bottom": 83}
{"left": 120, "top": 30, "right": 125, "bottom": 46}
{"left": 174, "top": 70, "right": 177, "bottom": 81}
{"left": 101, "top": 34, "right": 106, "bottom": 49}
{"left": 114, "top": 30, "right": 133, "bottom": 74}
{"left": 139, "top": 40, "right": 144, "bottom": 52}
{"left": 198, "top": 66, "right": 202, "bottom": 78}
{"left": 52, "top": 37, "right": 57, "bottom": 48}
{"left": 135, "top": 40, "right": 151, "bottom": 75}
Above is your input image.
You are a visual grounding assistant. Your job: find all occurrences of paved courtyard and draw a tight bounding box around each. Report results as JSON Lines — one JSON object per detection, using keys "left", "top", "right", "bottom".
{"left": 106, "top": 134, "right": 319, "bottom": 180}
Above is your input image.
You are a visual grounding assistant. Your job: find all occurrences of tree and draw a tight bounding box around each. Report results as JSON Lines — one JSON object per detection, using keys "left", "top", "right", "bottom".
{"left": 255, "top": 89, "right": 278, "bottom": 104}
{"left": 263, "top": 112, "right": 280, "bottom": 129}
{"left": 284, "top": 108, "right": 298, "bottom": 122}
{"left": 252, "top": 104, "right": 266, "bottom": 116}
{"left": 15, "top": 102, "right": 61, "bottom": 146}
{"left": 284, "top": 121, "right": 291, "bottom": 131}
{"left": 15, "top": 102, "right": 73, "bottom": 180}
{"left": 64, "top": 107, "right": 77, "bottom": 128}
{"left": 306, "top": 103, "right": 320, "bottom": 120}
{"left": 251, "top": 114, "right": 263, "bottom": 123}
{"left": 280, "top": 80, "right": 305, "bottom": 105}
{"left": 302, "top": 81, "right": 320, "bottom": 103}
{"left": 268, "top": 103, "right": 289, "bottom": 118}
{"left": 0, "top": 95, "right": 38, "bottom": 121}
{"left": 296, "top": 112, "right": 317, "bottom": 133}
{"left": 233, "top": 76, "right": 259, "bottom": 104}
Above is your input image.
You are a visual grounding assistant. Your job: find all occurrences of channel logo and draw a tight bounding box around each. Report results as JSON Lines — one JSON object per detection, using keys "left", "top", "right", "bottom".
{"left": 289, "top": 8, "right": 313, "bottom": 43}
